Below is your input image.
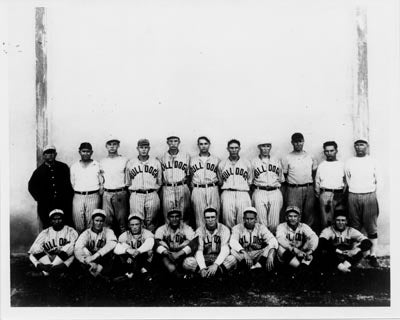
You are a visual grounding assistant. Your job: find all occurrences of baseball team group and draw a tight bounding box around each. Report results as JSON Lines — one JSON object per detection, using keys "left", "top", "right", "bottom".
{"left": 26, "top": 132, "right": 380, "bottom": 283}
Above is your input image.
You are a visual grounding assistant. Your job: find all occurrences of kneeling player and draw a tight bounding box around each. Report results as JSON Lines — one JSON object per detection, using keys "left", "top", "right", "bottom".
{"left": 113, "top": 214, "right": 154, "bottom": 281}
{"left": 154, "top": 209, "right": 197, "bottom": 278}
{"left": 318, "top": 210, "right": 372, "bottom": 273}
{"left": 230, "top": 207, "right": 278, "bottom": 272}
{"left": 276, "top": 206, "right": 318, "bottom": 269}
{"left": 28, "top": 209, "right": 78, "bottom": 277}
{"left": 74, "top": 209, "right": 117, "bottom": 278}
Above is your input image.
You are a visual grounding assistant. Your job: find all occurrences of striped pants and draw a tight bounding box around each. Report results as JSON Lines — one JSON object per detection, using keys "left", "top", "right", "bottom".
{"left": 103, "top": 190, "right": 129, "bottom": 236}
{"left": 252, "top": 189, "right": 283, "bottom": 234}
{"left": 286, "top": 185, "right": 315, "bottom": 227}
{"left": 129, "top": 191, "right": 160, "bottom": 233}
{"left": 221, "top": 190, "right": 251, "bottom": 228}
{"left": 348, "top": 192, "right": 379, "bottom": 238}
{"left": 162, "top": 184, "right": 190, "bottom": 222}
{"left": 191, "top": 186, "right": 221, "bottom": 229}
{"left": 72, "top": 193, "right": 101, "bottom": 233}
{"left": 319, "top": 190, "right": 345, "bottom": 229}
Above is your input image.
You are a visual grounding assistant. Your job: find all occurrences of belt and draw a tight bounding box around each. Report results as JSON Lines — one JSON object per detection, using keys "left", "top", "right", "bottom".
{"left": 193, "top": 182, "right": 218, "bottom": 188}
{"left": 130, "top": 189, "right": 156, "bottom": 194}
{"left": 256, "top": 186, "right": 280, "bottom": 191}
{"left": 104, "top": 187, "right": 127, "bottom": 193}
{"left": 321, "top": 188, "right": 344, "bottom": 193}
{"left": 164, "top": 181, "right": 186, "bottom": 187}
{"left": 224, "top": 189, "right": 248, "bottom": 192}
{"left": 74, "top": 190, "right": 99, "bottom": 195}
{"left": 288, "top": 183, "right": 313, "bottom": 187}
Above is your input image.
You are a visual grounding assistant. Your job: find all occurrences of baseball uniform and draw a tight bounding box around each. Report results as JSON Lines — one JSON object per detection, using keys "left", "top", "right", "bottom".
{"left": 126, "top": 156, "right": 162, "bottom": 233}
{"left": 190, "top": 154, "right": 221, "bottom": 228}
{"left": 251, "top": 155, "right": 284, "bottom": 234}
{"left": 218, "top": 157, "right": 252, "bottom": 228}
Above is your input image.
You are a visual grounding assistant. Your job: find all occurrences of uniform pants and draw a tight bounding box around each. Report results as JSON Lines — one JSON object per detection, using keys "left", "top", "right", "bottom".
{"left": 76, "top": 247, "right": 114, "bottom": 275}
{"left": 252, "top": 189, "right": 283, "bottom": 234}
{"left": 186, "top": 253, "right": 236, "bottom": 272}
{"left": 72, "top": 193, "right": 101, "bottom": 233}
{"left": 319, "top": 190, "right": 345, "bottom": 229}
{"left": 103, "top": 190, "right": 129, "bottom": 236}
{"left": 286, "top": 185, "right": 315, "bottom": 227}
{"left": 162, "top": 185, "right": 190, "bottom": 222}
{"left": 191, "top": 186, "right": 220, "bottom": 229}
{"left": 113, "top": 253, "right": 152, "bottom": 276}
{"left": 221, "top": 190, "right": 251, "bottom": 228}
{"left": 231, "top": 248, "right": 269, "bottom": 264}
{"left": 348, "top": 192, "right": 379, "bottom": 238}
{"left": 129, "top": 191, "right": 160, "bottom": 233}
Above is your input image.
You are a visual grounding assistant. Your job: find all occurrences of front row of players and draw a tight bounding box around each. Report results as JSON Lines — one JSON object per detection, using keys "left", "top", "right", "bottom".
{"left": 27, "top": 205, "right": 374, "bottom": 281}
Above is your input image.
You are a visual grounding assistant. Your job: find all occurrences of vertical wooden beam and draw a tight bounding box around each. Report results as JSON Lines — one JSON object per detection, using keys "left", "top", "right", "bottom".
{"left": 35, "top": 7, "right": 48, "bottom": 166}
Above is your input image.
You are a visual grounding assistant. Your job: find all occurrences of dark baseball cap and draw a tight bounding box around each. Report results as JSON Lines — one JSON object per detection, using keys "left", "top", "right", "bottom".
{"left": 137, "top": 139, "right": 150, "bottom": 147}
{"left": 79, "top": 142, "right": 93, "bottom": 150}
{"left": 291, "top": 132, "right": 304, "bottom": 142}
{"left": 354, "top": 139, "right": 368, "bottom": 145}
{"left": 167, "top": 208, "right": 182, "bottom": 216}
{"left": 167, "top": 135, "right": 180, "bottom": 141}
{"left": 333, "top": 209, "right": 348, "bottom": 219}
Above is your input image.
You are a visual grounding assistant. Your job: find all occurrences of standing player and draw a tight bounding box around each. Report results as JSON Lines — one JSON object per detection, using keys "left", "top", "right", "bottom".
{"left": 344, "top": 139, "right": 380, "bottom": 267}
{"left": 282, "top": 132, "right": 318, "bottom": 227}
{"left": 189, "top": 136, "right": 221, "bottom": 228}
{"left": 158, "top": 136, "right": 191, "bottom": 222}
{"left": 70, "top": 142, "right": 102, "bottom": 233}
{"left": 28, "top": 145, "right": 74, "bottom": 228}
{"left": 100, "top": 137, "right": 129, "bottom": 236}
{"left": 74, "top": 209, "right": 117, "bottom": 278}
{"left": 317, "top": 210, "right": 372, "bottom": 273}
{"left": 113, "top": 214, "right": 154, "bottom": 281}
{"left": 276, "top": 206, "right": 319, "bottom": 269}
{"left": 230, "top": 207, "right": 278, "bottom": 272}
{"left": 251, "top": 141, "right": 284, "bottom": 234}
{"left": 27, "top": 209, "right": 78, "bottom": 277}
{"left": 218, "top": 139, "right": 253, "bottom": 228}
{"left": 315, "top": 141, "right": 346, "bottom": 229}
{"left": 126, "top": 139, "right": 162, "bottom": 233}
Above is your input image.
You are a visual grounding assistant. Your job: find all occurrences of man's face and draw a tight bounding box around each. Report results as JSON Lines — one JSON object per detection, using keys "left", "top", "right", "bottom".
{"left": 287, "top": 212, "right": 300, "bottom": 227}
{"left": 129, "top": 219, "right": 142, "bottom": 234}
{"left": 92, "top": 216, "right": 105, "bottom": 232}
{"left": 137, "top": 145, "right": 150, "bottom": 157}
{"left": 167, "top": 138, "right": 180, "bottom": 151}
{"left": 79, "top": 148, "right": 93, "bottom": 161}
{"left": 168, "top": 212, "right": 181, "bottom": 228}
{"left": 258, "top": 144, "right": 272, "bottom": 157}
{"left": 323, "top": 145, "right": 338, "bottom": 161}
{"left": 291, "top": 139, "right": 304, "bottom": 152}
{"left": 204, "top": 211, "right": 217, "bottom": 230}
{"left": 50, "top": 214, "right": 63, "bottom": 230}
{"left": 106, "top": 141, "right": 120, "bottom": 154}
{"left": 334, "top": 216, "right": 347, "bottom": 231}
{"left": 244, "top": 212, "right": 257, "bottom": 230}
{"left": 43, "top": 150, "right": 57, "bottom": 163}
{"left": 354, "top": 142, "right": 368, "bottom": 157}
{"left": 198, "top": 139, "right": 210, "bottom": 154}
{"left": 227, "top": 142, "right": 240, "bottom": 158}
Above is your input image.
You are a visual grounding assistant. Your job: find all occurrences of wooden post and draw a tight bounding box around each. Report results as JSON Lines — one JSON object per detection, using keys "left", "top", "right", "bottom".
{"left": 35, "top": 7, "right": 48, "bottom": 166}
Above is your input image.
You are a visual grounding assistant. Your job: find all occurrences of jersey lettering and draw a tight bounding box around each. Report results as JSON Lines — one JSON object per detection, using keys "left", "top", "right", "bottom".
{"left": 254, "top": 164, "right": 280, "bottom": 179}
{"left": 43, "top": 238, "right": 70, "bottom": 251}
{"left": 162, "top": 161, "right": 188, "bottom": 172}
{"left": 130, "top": 165, "right": 158, "bottom": 179}
{"left": 221, "top": 167, "right": 249, "bottom": 181}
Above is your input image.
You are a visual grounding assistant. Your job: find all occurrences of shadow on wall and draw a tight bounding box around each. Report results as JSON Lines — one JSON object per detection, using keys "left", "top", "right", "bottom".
{"left": 10, "top": 213, "right": 38, "bottom": 254}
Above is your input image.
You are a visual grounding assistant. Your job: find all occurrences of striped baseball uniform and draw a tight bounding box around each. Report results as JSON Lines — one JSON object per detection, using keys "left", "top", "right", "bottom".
{"left": 315, "top": 160, "right": 346, "bottom": 228}
{"left": 251, "top": 156, "right": 284, "bottom": 233}
{"left": 189, "top": 154, "right": 221, "bottom": 228}
{"left": 126, "top": 157, "right": 162, "bottom": 233}
{"left": 344, "top": 156, "right": 379, "bottom": 238}
{"left": 70, "top": 160, "right": 102, "bottom": 233}
{"left": 230, "top": 222, "right": 278, "bottom": 265}
{"left": 158, "top": 151, "right": 191, "bottom": 221}
{"left": 28, "top": 225, "right": 78, "bottom": 268}
{"left": 218, "top": 157, "right": 252, "bottom": 228}
{"left": 100, "top": 155, "right": 129, "bottom": 235}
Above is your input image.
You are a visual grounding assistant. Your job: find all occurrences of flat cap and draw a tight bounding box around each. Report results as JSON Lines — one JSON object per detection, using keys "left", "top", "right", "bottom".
{"left": 167, "top": 208, "right": 182, "bottom": 216}
{"left": 43, "top": 144, "right": 56, "bottom": 153}
{"left": 166, "top": 135, "right": 180, "bottom": 141}
{"left": 285, "top": 205, "right": 301, "bottom": 215}
{"left": 354, "top": 139, "right": 368, "bottom": 145}
{"left": 243, "top": 206, "right": 257, "bottom": 215}
{"left": 91, "top": 209, "right": 106, "bottom": 219}
{"left": 137, "top": 139, "right": 150, "bottom": 147}
{"left": 79, "top": 142, "right": 93, "bottom": 150}
{"left": 49, "top": 209, "right": 64, "bottom": 218}
{"left": 291, "top": 132, "right": 304, "bottom": 142}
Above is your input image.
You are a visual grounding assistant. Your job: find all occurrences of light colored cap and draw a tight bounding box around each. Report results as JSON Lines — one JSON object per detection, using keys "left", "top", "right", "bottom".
{"left": 49, "top": 209, "right": 64, "bottom": 218}
{"left": 106, "top": 136, "right": 120, "bottom": 144}
{"left": 258, "top": 142, "right": 272, "bottom": 147}
{"left": 91, "top": 209, "right": 106, "bottom": 219}
{"left": 128, "top": 213, "right": 143, "bottom": 221}
{"left": 43, "top": 144, "right": 56, "bottom": 153}
{"left": 285, "top": 205, "right": 301, "bottom": 215}
{"left": 243, "top": 206, "right": 257, "bottom": 215}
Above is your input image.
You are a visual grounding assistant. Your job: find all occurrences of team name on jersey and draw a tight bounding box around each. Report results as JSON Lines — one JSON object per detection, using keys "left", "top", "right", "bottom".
{"left": 129, "top": 239, "right": 142, "bottom": 248}
{"left": 88, "top": 238, "right": 105, "bottom": 251}
{"left": 43, "top": 238, "right": 70, "bottom": 251}
{"left": 239, "top": 234, "right": 264, "bottom": 249}
{"left": 129, "top": 165, "right": 159, "bottom": 179}
{"left": 221, "top": 167, "right": 249, "bottom": 181}
{"left": 164, "top": 233, "right": 186, "bottom": 245}
{"left": 161, "top": 161, "right": 188, "bottom": 172}
{"left": 286, "top": 233, "right": 303, "bottom": 242}
{"left": 190, "top": 162, "right": 218, "bottom": 174}
{"left": 203, "top": 235, "right": 221, "bottom": 253}
{"left": 254, "top": 164, "right": 280, "bottom": 179}
{"left": 332, "top": 236, "right": 355, "bottom": 250}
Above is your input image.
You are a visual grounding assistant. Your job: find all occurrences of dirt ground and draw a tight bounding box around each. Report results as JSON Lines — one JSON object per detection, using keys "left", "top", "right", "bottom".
{"left": 10, "top": 254, "right": 390, "bottom": 307}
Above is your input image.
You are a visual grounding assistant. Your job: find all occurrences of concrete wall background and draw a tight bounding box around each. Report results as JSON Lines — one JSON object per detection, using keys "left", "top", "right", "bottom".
{"left": 8, "top": 0, "right": 397, "bottom": 254}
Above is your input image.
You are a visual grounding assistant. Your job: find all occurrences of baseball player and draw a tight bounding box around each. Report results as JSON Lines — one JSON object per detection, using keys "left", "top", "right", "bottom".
{"left": 27, "top": 209, "right": 78, "bottom": 277}
{"left": 230, "top": 207, "right": 278, "bottom": 272}
{"left": 282, "top": 133, "right": 318, "bottom": 228}
{"left": 315, "top": 141, "right": 346, "bottom": 229}
{"left": 188, "top": 207, "right": 236, "bottom": 278}
{"left": 317, "top": 210, "right": 372, "bottom": 273}
{"left": 251, "top": 142, "right": 284, "bottom": 234}
{"left": 100, "top": 137, "right": 129, "bottom": 236}
{"left": 74, "top": 209, "right": 117, "bottom": 278}
{"left": 276, "top": 206, "right": 319, "bottom": 269}
{"left": 126, "top": 139, "right": 162, "bottom": 233}
{"left": 218, "top": 139, "right": 253, "bottom": 228}
{"left": 113, "top": 214, "right": 154, "bottom": 282}
{"left": 158, "top": 136, "right": 191, "bottom": 222}
{"left": 189, "top": 136, "right": 221, "bottom": 228}
{"left": 154, "top": 209, "right": 197, "bottom": 279}
{"left": 70, "top": 142, "right": 102, "bottom": 233}
{"left": 344, "top": 139, "right": 380, "bottom": 267}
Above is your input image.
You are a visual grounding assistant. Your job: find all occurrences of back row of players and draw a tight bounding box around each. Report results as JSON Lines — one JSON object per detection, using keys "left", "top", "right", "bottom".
{"left": 28, "top": 133, "right": 380, "bottom": 273}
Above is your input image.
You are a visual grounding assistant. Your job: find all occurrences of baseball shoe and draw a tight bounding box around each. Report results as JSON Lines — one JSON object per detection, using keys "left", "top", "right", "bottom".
{"left": 250, "top": 262, "right": 262, "bottom": 270}
{"left": 367, "top": 255, "right": 380, "bottom": 268}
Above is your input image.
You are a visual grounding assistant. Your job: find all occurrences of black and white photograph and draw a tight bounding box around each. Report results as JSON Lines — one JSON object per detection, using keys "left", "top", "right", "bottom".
{"left": 2, "top": 0, "right": 399, "bottom": 318}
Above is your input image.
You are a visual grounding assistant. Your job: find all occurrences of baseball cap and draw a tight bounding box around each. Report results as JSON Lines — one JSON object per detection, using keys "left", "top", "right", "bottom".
{"left": 203, "top": 206, "right": 218, "bottom": 215}
{"left": 167, "top": 208, "right": 182, "bottom": 216}
{"left": 354, "top": 139, "right": 368, "bottom": 144}
{"left": 106, "top": 136, "right": 120, "bottom": 144}
{"left": 243, "top": 206, "right": 257, "bottom": 215}
{"left": 91, "top": 209, "right": 106, "bottom": 219}
{"left": 291, "top": 132, "right": 304, "bottom": 142}
{"left": 128, "top": 214, "right": 143, "bottom": 222}
{"left": 43, "top": 144, "right": 56, "bottom": 153}
{"left": 79, "top": 142, "right": 93, "bottom": 150}
{"left": 285, "top": 205, "right": 301, "bottom": 215}
{"left": 137, "top": 139, "right": 150, "bottom": 147}
{"left": 333, "top": 209, "right": 348, "bottom": 219}
{"left": 49, "top": 209, "right": 64, "bottom": 218}
{"left": 258, "top": 142, "right": 272, "bottom": 147}
{"left": 166, "top": 135, "right": 180, "bottom": 141}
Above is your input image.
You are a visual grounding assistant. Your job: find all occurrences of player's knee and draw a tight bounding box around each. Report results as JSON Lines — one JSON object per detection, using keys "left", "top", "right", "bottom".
{"left": 182, "top": 257, "right": 197, "bottom": 272}
{"left": 223, "top": 255, "right": 237, "bottom": 270}
{"left": 281, "top": 250, "right": 295, "bottom": 264}
{"left": 289, "top": 257, "right": 301, "bottom": 268}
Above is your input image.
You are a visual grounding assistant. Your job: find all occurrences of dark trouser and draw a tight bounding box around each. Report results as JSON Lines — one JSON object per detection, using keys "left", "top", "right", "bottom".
{"left": 113, "top": 254, "right": 151, "bottom": 276}
{"left": 316, "top": 247, "right": 363, "bottom": 271}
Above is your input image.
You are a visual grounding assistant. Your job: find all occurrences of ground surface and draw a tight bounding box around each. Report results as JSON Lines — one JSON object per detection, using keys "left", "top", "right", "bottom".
{"left": 10, "top": 255, "right": 390, "bottom": 307}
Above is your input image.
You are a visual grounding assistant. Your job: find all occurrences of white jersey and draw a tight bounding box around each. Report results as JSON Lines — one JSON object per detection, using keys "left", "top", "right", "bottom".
{"left": 320, "top": 226, "right": 366, "bottom": 250}
{"left": 218, "top": 157, "right": 253, "bottom": 191}
{"left": 159, "top": 151, "right": 190, "bottom": 184}
{"left": 114, "top": 228, "right": 155, "bottom": 254}
{"left": 276, "top": 222, "right": 318, "bottom": 251}
{"left": 74, "top": 227, "right": 117, "bottom": 256}
{"left": 155, "top": 222, "right": 195, "bottom": 252}
{"left": 251, "top": 156, "right": 284, "bottom": 187}
{"left": 100, "top": 155, "right": 128, "bottom": 189}
{"left": 230, "top": 223, "right": 278, "bottom": 252}
{"left": 190, "top": 154, "right": 220, "bottom": 185}
{"left": 70, "top": 160, "right": 102, "bottom": 191}
{"left": 195, "top": 223, "right": 230, "bottom": 255}
{"left": 126, "top": 157, "right": 162, "bottom": 191}
{"left": 345, "top": 156, "right": 377, "bottom": 193}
